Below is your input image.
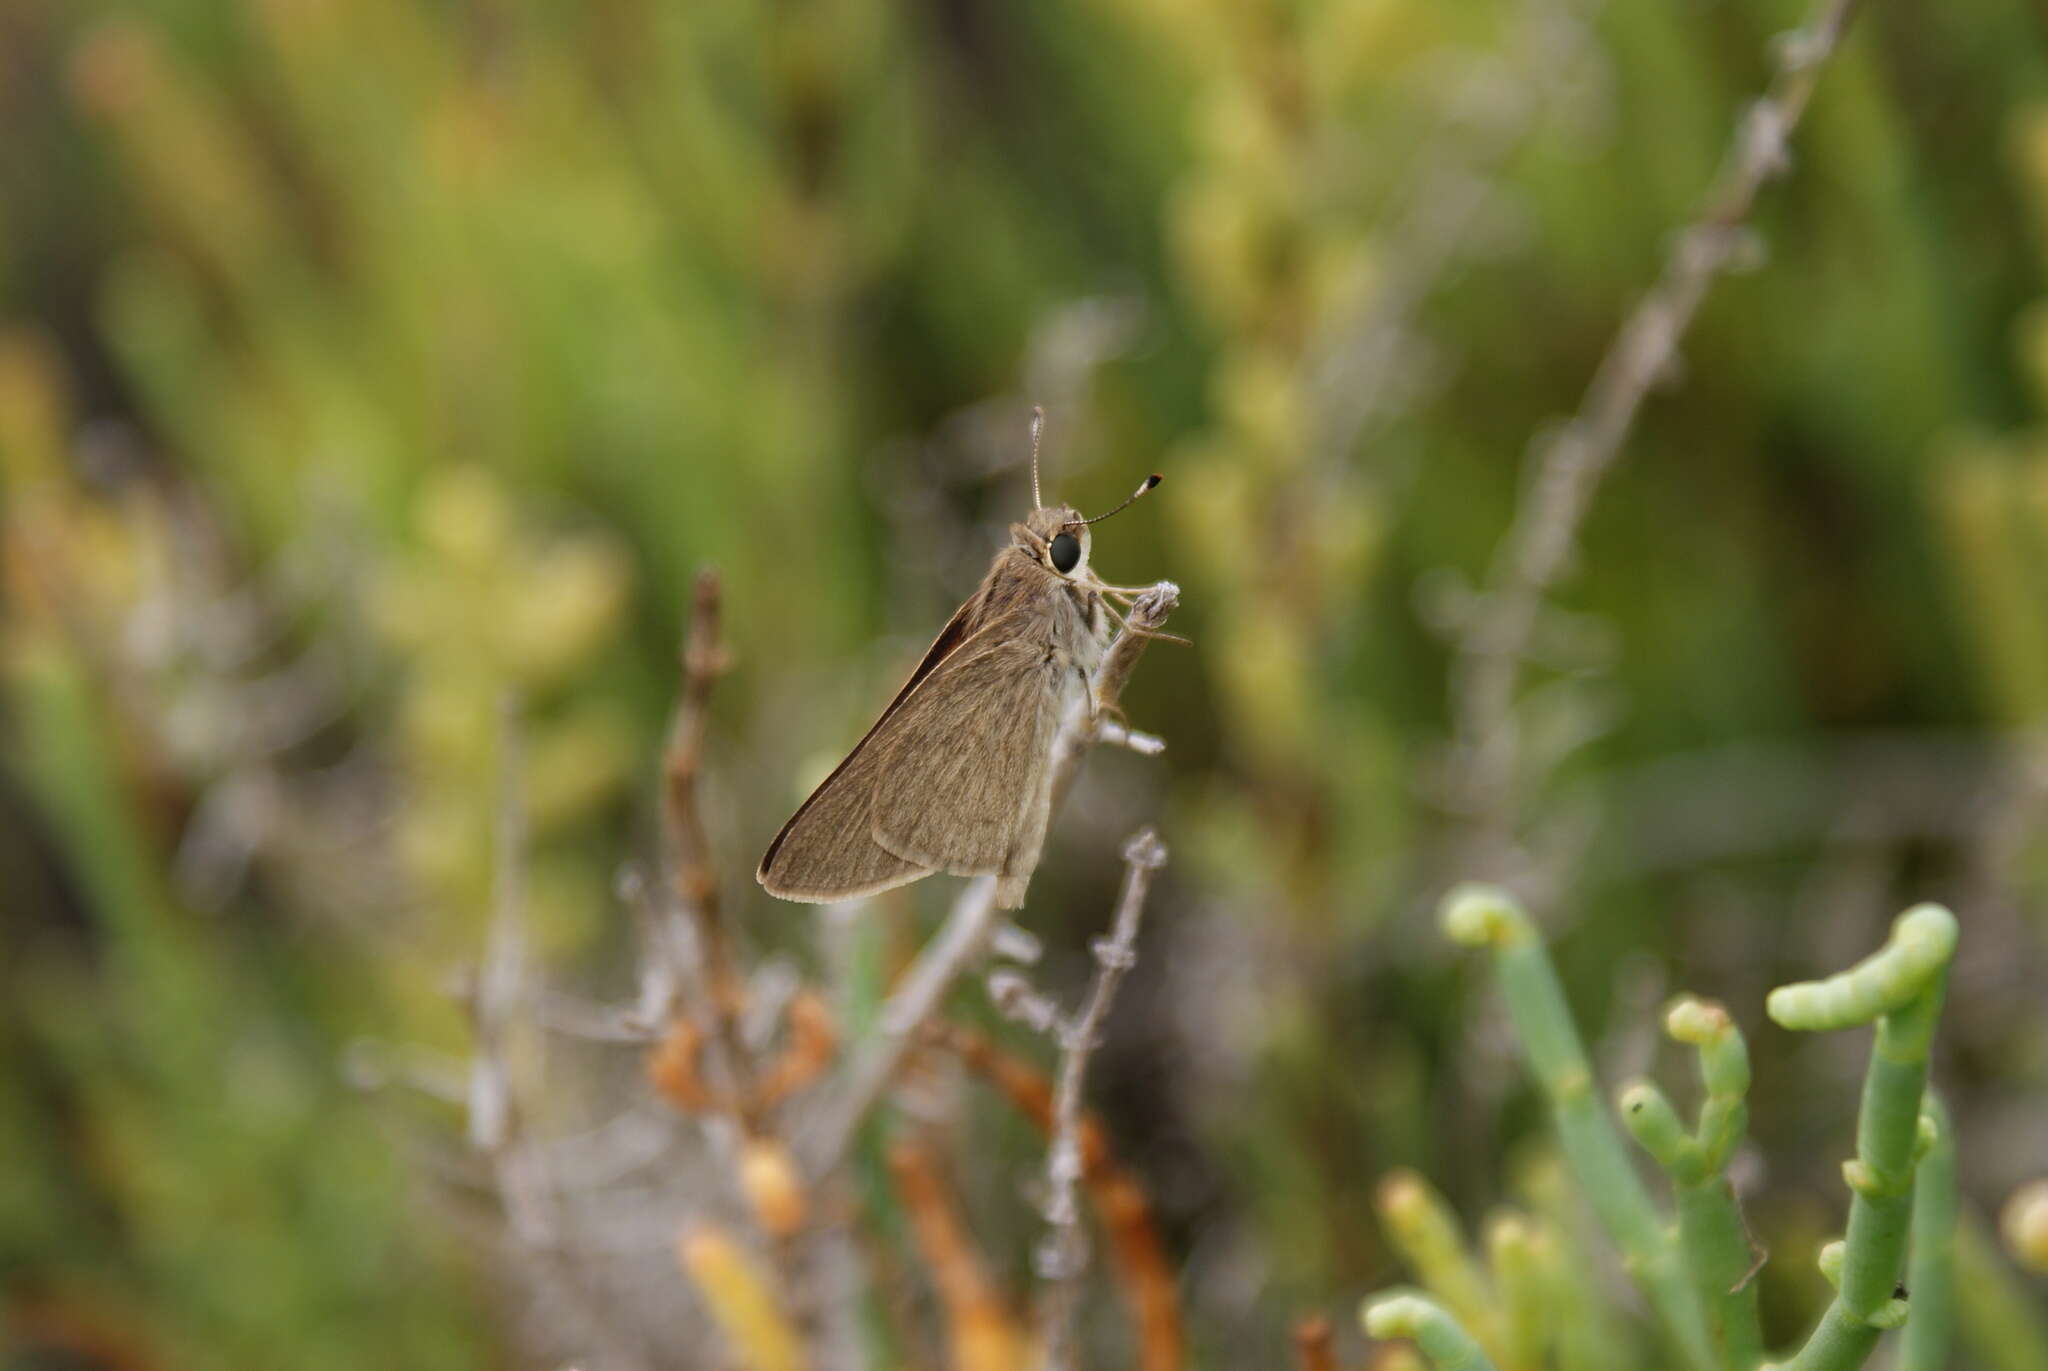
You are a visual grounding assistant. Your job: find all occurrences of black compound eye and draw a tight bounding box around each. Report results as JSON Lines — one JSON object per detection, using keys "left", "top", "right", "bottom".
{"left": 1048, "top": 531, "right": 1081, "bottom": 574}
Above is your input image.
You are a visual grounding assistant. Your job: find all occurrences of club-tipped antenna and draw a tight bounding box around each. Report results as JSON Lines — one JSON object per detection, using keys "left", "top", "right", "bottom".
{"left": 1081, "top": 473, "right": 1163, "bottom": 525}
{"left": 1029, "top": 406, "right": 1045, "bottom": 510}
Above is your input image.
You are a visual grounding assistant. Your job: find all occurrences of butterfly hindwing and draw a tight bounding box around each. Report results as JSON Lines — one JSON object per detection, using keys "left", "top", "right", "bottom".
{"left": 755, "top": 580, "right": 1001, "bottom": 901}
{"left": 752, "top": 736, "right": 932, "bottom": 902}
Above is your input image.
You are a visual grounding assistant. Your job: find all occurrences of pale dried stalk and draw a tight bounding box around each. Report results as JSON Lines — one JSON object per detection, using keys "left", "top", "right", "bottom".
{"left": 1310, "top": 0, "right": 1603, "bottom": 468}
{"left": 472, "top": 700, "right": 652, "bottom": 1371}
{"left": 655, "top": 571, "right": 824, "bottom": 1359}
{"left": 663, "top": 569, "right": 768, "bottom": 1135}
{"left": 1449, "top": 0, "right": 1867, "bottom": 854}
{"left": 471, "top": 698, "right": 540, "bottom": 1221}
{"left": 930, "top": 1024, "right": 1185, "bottom": 1371}
{"left": 800, "top": 581, "right": 1181, "bottom": 1182}
{"left": 1035, "top": 827, "right": 1169, "bottom": 1371}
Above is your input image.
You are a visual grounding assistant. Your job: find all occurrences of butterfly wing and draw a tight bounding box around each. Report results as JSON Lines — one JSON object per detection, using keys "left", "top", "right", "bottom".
{"left": 753, "top": 736, "right": 932, "bottom": 901}
{"left": 757, "top": 580, "right": 1071, "bottom": 905}
{"left": 757, "top": 576, "right": 997, "bottom": 902}
{"left": 865, "top": 616, "right": 1065, "bottom": 875}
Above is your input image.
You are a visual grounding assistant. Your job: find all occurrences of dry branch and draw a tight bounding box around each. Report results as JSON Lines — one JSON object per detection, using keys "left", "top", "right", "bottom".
{"left": 469, "top": 700, "right": 653, "bottom": 1371}
{"left": 1448, "top": 0, "right": 1869, "bottom": 861}
{"left": 935, "top": 1025, "right": 1184, "bottom": 1371}
{"left": 1034, "top": 827, "right": 1170, "bottom": 1371}
{"left": 661, "top": 568, "right": 767, "bottom": 1135}
{"left": 651, "top": 569, "right": 821, "bottom": 1352}
{"left": 887, "top": 1139, "right": 1031, "bottom": 1371}
{"left": 1290, "top": 1316, "right": 1339, "bottom": 1371}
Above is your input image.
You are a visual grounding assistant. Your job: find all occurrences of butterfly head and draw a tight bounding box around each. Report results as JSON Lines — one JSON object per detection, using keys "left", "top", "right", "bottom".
{"left": 1018, "top": 406, "right": 1161, "bottom": 582}
{"left": 1017, "top": 505, "right": 1091, "bottom": 579}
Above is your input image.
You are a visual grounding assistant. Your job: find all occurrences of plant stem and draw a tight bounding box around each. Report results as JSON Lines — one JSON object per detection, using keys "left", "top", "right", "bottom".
{"left": 1448, "top": 0, "right": 1870, "bottom": 849}
{"left": 1035, "top": 827, "right": 1169, "bottom": 1371}
{"left": 1620, "top": 997, "right": 1764, "bottom": 1370}
{"left": 1767, "top": 904, "right": 1957, "bottom": 1371}
{"left": 1376, "top": 1170, "right": 1502, "bottom": 1357}
{"left": 662, "top": 570, "right": 767, "bottom": 1136}
{"left": 1442, "top": 885, "right": 1713, "bottom": 1371}
{"left": 1362, "top": 1291, "right": 1499, "bottom": 1371}
{"left": 1521, "top": 1155, "right": 1631, "bottom": 1371}
{"left": 800, "top": 875, "right": 1005, "bottom": 1177}
{"left": 1486, "top": 1212, "right": 1550, "bottom": 1369}
{"left": 1897, "top": 1093, "right": 1955, "bottom": 1371}
{"left": 1676, "top": 1178, "right": 1765, "bottom": 1371}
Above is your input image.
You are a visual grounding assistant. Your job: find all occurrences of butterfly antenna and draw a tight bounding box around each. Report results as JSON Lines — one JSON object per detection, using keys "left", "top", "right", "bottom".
{"left": 1029, "top": 406, "right": 1045, "bottom": 510}
{"left": 1081, "top": 473, "right": 1163, "bottom": 525}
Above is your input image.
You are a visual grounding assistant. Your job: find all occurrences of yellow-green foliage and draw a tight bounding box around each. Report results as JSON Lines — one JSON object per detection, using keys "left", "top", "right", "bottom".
{"left": 370, "top": 463, "right": 634, "bottom": 954}
{"left": 1, "top": 334, "right": 484, "bottom": 1368}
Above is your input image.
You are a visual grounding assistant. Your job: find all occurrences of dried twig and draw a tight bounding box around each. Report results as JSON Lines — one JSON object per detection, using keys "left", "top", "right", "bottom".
{"left": 648, "top": 1017, "right": 719, "bottom": 1113}
{"left": 887, "top": 1139, "right": 1031, "bottom": 1371}
{"left": 470, "top": 699, "right": 652, "bottom": 1371}
{"left": 986, "top": 965, "right": 1064, "bottom": 1036}
{"left": 753, "top": 990, "right": 840, "bottom": 1111}
{"left": 1035, "top": 827, "right": 1170, "bottom": 1371}
{"left": 800, "top": 874, "right": 1006, "bottom": 1179}
{"left": 1447, "top": 0, "right": 1868, "bottom": 861}
{"left": 662, "top": 569, "right": 767, "bottom": 1133}
{"left": 1309, "top": 0, "right": 1604, "bottom": 469}
{"left": 934, "top": 1025, "right": 1185, "bottom": 1371}
{"left": 534, "top": 989, "right": 666, "bottom": 1044}
{"left": 468, "top": 696, "right": 540, "bottom": 1229}
{"left": 654, "top": 570, "right": 821, "bottom": 1352}
{"left": 800, "top": 582, "right": 1181, "bottom": 1180}
{"left": 1290, "top": 1316, "right": 1339, "bottom": 1371}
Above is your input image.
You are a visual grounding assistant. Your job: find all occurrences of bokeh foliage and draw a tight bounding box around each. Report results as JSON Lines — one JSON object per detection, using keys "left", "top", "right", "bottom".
{"left": 3, "top": 0, "right": 2048, "bottom": 1365}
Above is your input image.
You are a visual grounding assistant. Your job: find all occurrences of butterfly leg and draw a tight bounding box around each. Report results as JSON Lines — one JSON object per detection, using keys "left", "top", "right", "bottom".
{"left": 1087, "top": 622, "right": 1168, "bottom": 755}
{"left": 1100, "top": 595, "right": 1193, "bottom": 648}
{"left": 1096, "top": 716, "right": 1166, "bottom": 755}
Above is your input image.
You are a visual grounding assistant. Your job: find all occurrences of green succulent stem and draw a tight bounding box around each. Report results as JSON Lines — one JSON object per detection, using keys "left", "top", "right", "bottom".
{"left": 1520, "top": 1157, "right": 1631, "bottom": 1371}
{"left": 1622, "top": 1085, "right": 1765, "bottom": 1371}
{"left": 1441, "top": 885, "right": 1714, "bottom": 1371}
{"left": 1766, "top": 905, "right": 1957, "bottom": 1371}
{"left": 1486, "top": 1212, "right": 1550, "bottom": 1369}
{"left": 1775, "top": 1302, "right": 1884, "bottom": 1371}
{"left": 1897, "top": 1093, "right": 1955, "bottom": 1371}
{"left": 1362, "top": 1290, "right": 1499, "bottom": 1371}
{"left": 1676, "top": 1177, "right": 1766, "bottom": 1371}
{"left": 1376, "top": 1170, "right": 1501, "bottom": 1353}
{"left": 1619, "top": 996, "right": 1764, "bottom": 1371}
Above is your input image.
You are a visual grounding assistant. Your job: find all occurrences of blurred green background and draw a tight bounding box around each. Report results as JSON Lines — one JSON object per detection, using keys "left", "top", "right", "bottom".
{"left": 3, "top": 0, "right": 2047, "bottom": 1365}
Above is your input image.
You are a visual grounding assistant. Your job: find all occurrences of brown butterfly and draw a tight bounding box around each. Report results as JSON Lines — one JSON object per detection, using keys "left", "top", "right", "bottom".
{"left": 757, "top": 412, "right": 1164, "bottom": 910}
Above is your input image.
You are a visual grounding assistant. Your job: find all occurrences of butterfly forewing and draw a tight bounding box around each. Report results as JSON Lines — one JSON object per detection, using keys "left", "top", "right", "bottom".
{"left": 758, "top": 495, "right": 1132, "bottom": 912}
{"left": 757, "top": 556, "right": 1080, "bottom": 908}
{"left": 753, "top": 592, "right": 992, "bottom": 903}
{"left": 867, "top": 619, "right": 1063, "bottom": 873}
